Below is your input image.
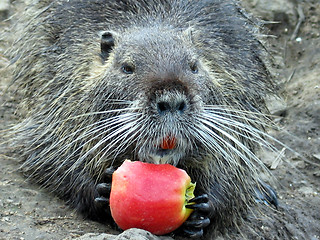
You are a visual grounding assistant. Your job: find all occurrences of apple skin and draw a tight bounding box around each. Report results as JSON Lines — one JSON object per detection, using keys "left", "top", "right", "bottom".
{"left": 109, "top": 160, "right": 195, "bottom": 235}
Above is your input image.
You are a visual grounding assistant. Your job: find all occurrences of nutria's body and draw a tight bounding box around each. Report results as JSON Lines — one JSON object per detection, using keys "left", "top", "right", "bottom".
{"left": 7, "top": 0, "right": 277, "bottom": 238}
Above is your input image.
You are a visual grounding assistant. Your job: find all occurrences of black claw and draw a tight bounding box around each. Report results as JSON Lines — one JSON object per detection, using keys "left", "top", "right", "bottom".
{"left": 92, "top": 167, "right": 117, "bottom": 219}
{"left": 183, "top": 228, "right": 204, "bottom": 239}
{"left": 188, "top": 194, "right": 209, "bottom": 203}
{"left": 184, "top": 217, "right": 210, "bottom": 228}
{"left": 263, "top": 184, "right": 278, "bottom": 208}
{"left": 256, "top": 180, "right": 278, "bottom": 208}
{"left": 96, "top": 183, "right": 111, "bottom": 197}
{"left": 94, "top": 196, "right": 109, "bottom": 209}
{"left": 185, "top": 202, "right": 210, "bottom": 212}
{"left": 102, "top": 166, "right": 116, "bottom": 182}
{"left": 177, "top": 192, "right": 212, "bottom": 238}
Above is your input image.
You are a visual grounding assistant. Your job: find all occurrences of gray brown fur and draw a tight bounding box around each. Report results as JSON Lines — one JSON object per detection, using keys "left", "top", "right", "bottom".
{"left": 7, "top": 0, "right": 275, "bottom": 238}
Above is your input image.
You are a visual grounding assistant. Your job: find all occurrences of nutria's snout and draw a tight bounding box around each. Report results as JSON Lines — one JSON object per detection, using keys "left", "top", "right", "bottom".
{"left": 156, "top": 100, "right": 187, "bottom": 115}
{"left": 154, "top": 90, "right": 190, "bottom": 117}
{"left": 141, "top": 78, "right": 199, "bottom": 164}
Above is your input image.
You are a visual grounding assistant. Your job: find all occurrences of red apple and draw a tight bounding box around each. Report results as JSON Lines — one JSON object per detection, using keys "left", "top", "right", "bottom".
{"left": 109, "top": 160, "right": 196, "bottom": 235}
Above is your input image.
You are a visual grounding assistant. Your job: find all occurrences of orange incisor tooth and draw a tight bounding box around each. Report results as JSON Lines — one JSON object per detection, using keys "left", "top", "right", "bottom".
{"left": 160, "top": 136, "right": 177, "bottom": 150}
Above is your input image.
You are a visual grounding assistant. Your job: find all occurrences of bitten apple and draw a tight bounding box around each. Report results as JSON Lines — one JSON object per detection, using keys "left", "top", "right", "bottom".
{"left": 109, "top": 160, "right": 196, "bottom": 235}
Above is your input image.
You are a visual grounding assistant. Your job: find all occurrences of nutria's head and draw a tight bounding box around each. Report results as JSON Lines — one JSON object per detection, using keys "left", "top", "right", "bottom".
{"left": 85, "top": 26, "right": 268, "bottom": 168}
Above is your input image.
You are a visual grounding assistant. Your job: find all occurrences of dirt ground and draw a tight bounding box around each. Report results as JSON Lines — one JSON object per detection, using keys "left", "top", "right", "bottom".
{"left": 0, "top": 0, "right": 319, "bottom": 240}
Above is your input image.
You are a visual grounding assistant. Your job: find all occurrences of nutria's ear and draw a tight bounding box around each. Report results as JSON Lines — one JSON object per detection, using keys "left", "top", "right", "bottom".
{"left": 100, "top": 30, "right": 118, "bottom": 62}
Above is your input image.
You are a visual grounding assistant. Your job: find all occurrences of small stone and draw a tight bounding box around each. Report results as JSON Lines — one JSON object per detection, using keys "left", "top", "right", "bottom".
{"left": 0, "top": 0, "right": 10, "bottom": 20}
{"left": 73, "top": 229, "right": 173, "bottom": 240}
{"left": 298, "top": 186, "right": 315, "bottom": 196}
{"left": 313, "top": 153, "right": 320, "bottom": 161}
{"left": 74, "top": 233, "right": 115, "bottom": 240}
{"left": 115, "top": 228, "right": 173, "bottom": 240}
{"left": 292, "top": 160, "right": 306, "bottom": 169}
{"left": 313, "top": 170, "right": 320, "bottom": 177}
{"left": 265, "top": 96, "right": 287, "bottom": 117}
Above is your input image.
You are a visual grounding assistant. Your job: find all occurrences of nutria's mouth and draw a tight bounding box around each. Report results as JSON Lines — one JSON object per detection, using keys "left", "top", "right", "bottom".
{"left": 146, "top": 135, "right": 182, "bottom": 165}
{"left": 155, "top": 135, "right": 178, "bottom": 156}
{"left": 136, "top": 133, "right": 188, "bottom": 165}
{"left": 159, "top": 135, "right": 177, "bottom": 150}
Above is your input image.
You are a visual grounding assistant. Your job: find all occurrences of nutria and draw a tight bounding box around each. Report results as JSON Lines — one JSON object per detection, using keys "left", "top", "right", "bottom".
{"left": 5, "top": 0, "right": 278, "bottom": 238}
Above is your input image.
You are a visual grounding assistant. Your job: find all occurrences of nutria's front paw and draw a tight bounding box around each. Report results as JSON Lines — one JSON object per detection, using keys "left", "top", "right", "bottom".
{"left": 181, "top": 194, "right": 211, "bottom": 238}
{"left": 94, "top": 167, "right": 115, "bottom": 214}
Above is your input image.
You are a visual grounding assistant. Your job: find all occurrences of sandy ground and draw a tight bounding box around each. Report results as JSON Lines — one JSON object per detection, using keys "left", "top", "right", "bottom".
{"left": 0, "top": 0, "right": 319, "bottom": 239}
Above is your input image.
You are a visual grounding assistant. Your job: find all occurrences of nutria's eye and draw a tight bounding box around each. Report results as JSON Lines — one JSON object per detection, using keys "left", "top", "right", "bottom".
{"left": 121, "top": 63, "right": 134, "bottom": 74}
{"left": 190, "top": 62, "right": 198, "bottom": 74}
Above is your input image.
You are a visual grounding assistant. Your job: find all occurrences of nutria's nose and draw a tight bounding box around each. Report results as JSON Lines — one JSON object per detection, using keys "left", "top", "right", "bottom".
{"left": 157, "top": 100, "right": 187, "bottom": 115}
